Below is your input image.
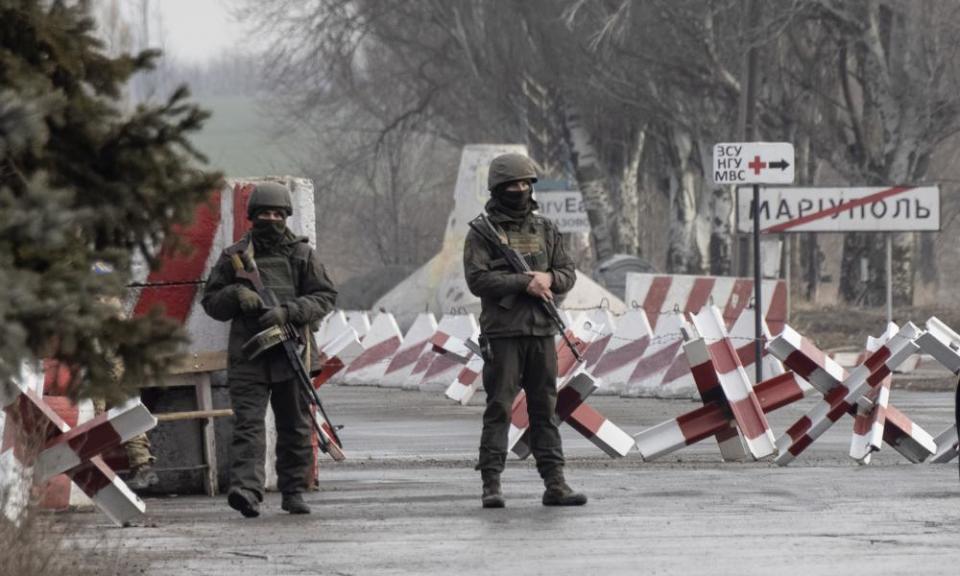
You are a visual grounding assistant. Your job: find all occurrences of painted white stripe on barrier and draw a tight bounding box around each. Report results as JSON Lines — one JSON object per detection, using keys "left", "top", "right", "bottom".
{"left": 341, "top": 313, "right": 403, "bottom": 386}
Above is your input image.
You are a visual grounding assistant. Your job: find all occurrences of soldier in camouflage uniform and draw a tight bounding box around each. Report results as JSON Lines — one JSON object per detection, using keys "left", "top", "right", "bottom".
{"left": 202, "top": 182, "right": 337, "bottom": 518}
{"left": 463, "top": 153, "right": 587, "bottom": 508}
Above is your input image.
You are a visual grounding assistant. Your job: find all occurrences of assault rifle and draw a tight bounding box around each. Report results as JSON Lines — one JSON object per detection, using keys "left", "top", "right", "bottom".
{"left": 229, "top": 249, "right": 345, "bottom": 461}
{"left": 468, "top": 215, "right": 584, "bottom": 363}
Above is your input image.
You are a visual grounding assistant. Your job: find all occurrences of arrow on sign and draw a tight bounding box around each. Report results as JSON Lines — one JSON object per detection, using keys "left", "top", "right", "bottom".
{"left": 769, "top": 159, "right": 790, "bottom": 171}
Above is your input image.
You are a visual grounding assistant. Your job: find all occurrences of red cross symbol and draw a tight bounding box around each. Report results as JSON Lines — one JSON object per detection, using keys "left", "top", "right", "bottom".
{"left": 748, "top": 155, "right": 766, "bottom": 175}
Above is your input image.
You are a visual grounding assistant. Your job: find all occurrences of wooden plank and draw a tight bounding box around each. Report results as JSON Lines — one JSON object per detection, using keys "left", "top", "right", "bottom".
{"left": 170, "top": 351, "right": 228, "bottom": 374}
{"left": 195, "top": 374, "right": 219, "bottom": 496}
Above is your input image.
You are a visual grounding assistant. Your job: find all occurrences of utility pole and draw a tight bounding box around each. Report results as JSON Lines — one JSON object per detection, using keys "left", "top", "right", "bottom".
{"left": 739, "top": 0, "right": 763, "bottom": 383}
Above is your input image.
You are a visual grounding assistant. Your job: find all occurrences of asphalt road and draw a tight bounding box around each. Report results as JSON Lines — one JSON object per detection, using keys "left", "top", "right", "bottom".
{"left": 64, "top": 385, "right": 960, "bottom": 576}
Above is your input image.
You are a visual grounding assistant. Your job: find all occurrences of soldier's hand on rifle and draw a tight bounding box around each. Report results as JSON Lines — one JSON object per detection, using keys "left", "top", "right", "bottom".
{"left": 236, "top": 286, "right": 265, "bottom": 315}
{"left": 259, "top": 305, "right": 289, "bottom": 328}
{"left": 524, "top": 271, "right": 554, "bottom": 301}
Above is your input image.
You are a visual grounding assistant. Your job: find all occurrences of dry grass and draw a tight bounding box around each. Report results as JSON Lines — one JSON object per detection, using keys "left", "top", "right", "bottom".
{"left": 0, "top": 423, "right": 135, "bottom": 576}
{"left": 789, "top": 303, "right": 960, "bottom": 350}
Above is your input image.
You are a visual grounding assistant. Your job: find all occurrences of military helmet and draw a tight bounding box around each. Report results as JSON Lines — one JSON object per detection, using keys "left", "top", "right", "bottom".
{"left": 487, "top": 153, "right": 539, "bottom": 191}
{"left": 247, "top": 182, "right": 293, "bottom": 219}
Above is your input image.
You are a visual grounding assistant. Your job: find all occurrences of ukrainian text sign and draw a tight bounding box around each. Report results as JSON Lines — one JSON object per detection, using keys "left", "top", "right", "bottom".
{"left": 736, "top": 186, "right": 940, "bottom": 233}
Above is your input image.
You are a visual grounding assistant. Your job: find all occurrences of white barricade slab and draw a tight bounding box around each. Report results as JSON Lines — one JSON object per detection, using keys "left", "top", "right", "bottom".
{"left": 341, "top": 313, "right": 403, "bottom": 386}
{"left": 381, "top": 313, "right": 438, "bottom": 389}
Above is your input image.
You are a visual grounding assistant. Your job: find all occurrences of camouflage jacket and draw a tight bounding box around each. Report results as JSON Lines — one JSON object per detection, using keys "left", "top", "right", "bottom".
{"left": 463, "top": 203, "right": 576, "bottom": 338}
{"left": 201, "top": 231, "right": 337, "bottom": 382}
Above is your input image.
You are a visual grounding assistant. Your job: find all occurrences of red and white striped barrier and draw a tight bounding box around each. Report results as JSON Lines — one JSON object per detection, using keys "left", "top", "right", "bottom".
{"left": 129, "top": 179, "right": 316, "bottom": 359}
{"left": 635, "top": 369, "right": 812, "bottom": 461}
{"left": 688, "top": 307, "right": 776, "bottom": 459}
{"left": 507, "top": 320, "right": 635, "bottom": 458}
{"left": 580, "top": 309, "right": 618, "bottom": 370}
{"left": 415, "top": 315, "right": 479, "bottom": 392}
{"left": 658, "top": 303, "right": 780, "bottom": 398}
{"left": 1, "top": 375, "right": 151, "bottom": 526}
{"left": 772, "top": 323, "right": 927, "bottom": 465}
{"left": 311, "top": 328, "right": 364, "bottom": 389}
{"left": 622, "top": 312, "right": 689, "bottom": 398}
{"left": 445, "top": 352, "right": 485, "bottom": 405}
{"left": 341, "top": 313, "right": 403, "bottom": 386}
{"left": 849, "top": 336, "right": 889, "bottom": 464}
{"left": 34, "top": 399, "right": 155, "bottom": 481}
{"left": 590, "top": 309, "right": 653, "bottom": 395}
{"left": 624, "top": 273, "right": 787, "bottom": 335}
{"left": 771, "top": 324, "right": 936, "bottom": 464}
{"left": 380, "top": 313, "right": 438, "bottom": 388}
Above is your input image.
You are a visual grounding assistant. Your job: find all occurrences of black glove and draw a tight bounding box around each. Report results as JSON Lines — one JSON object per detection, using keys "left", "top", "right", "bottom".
{"left": 235, "top": 286, "right": 264, "bottom": 315}
{"left": 259, "top": 305, "right": 289, "bottom": 328}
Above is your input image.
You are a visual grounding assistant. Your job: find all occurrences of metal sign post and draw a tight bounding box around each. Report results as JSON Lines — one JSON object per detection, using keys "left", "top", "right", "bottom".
{"left": 714, "top": 142, "right": 796, "bottom": 383}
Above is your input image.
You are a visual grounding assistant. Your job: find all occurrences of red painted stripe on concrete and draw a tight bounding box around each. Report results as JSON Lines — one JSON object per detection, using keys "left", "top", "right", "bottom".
{"left": 134, "top": 189, "right": 221, "bottom": 323}
{"left": 627, "top": 340, "right": 683, "bottom": 384}
{"left": 593, "top": 336, "right": 650, "bottom": 378}
{"left": 232, "top": 183, "right": 255, "bottom": 242}
{"left": 642, "top": 277, "right": 673, "bottom": 331}
{"left": 346, "top": 336, "right": 401, "bottom": 373}
{"left": 684, "top": 277, "right": 716, "bottom": 317}
{"left": 766, "top": 281, "right": 787, "bottom": 336}
{"left": 312, "top": 357, "right": 345, "bottom": 389}
{"left": 384, "top": 339, "right": 430, "bottom": 373}
{"left": 660, "top": 354, "right": 691, "bottom": 384}
{"left": 583, "top": 334, "right": 612, "bottom": 367}
{"left": 423, "top": 354, "right": 459, "bottom": 379}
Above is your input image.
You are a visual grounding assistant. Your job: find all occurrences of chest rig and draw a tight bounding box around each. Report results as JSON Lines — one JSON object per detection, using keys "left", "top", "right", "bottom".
{"left": 241, "top": 239, "right": 298, "bottom": 305}
{"left": 499, "top": 217, "right": 549, "bottom": 272}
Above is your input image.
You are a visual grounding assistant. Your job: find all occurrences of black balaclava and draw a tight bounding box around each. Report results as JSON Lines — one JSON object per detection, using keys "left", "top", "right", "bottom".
{"left": 251, "top": 210, "right": 289, "bottom": 251}
{"left": 489, "top": 181, "right": 534, "bottom": 220}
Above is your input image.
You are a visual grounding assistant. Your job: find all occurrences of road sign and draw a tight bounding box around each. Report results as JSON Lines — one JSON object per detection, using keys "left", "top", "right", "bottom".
{"left": 713, "top": 142, "right": 795, "bottom": 185}
{"left": 536, "top": 190, "right": 591, "bottom": 234}
{"left": 736, "top": 186, "right": 941, "bottom": 233}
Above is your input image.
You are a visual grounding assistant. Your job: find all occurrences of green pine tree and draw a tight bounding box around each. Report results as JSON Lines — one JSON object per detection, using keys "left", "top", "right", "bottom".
{"left": 1, "top": 0, "right": 222, "bottom": 402}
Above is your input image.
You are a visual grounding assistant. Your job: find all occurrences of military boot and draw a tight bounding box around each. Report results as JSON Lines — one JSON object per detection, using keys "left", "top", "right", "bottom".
{"left": 281, "top": 492, "right": 311, "bottom": 515}
{"left": 227, "top": 488, "right": 261, "bottom": 518}
{"left": 542, "top": 470, "right": 587, "bottom": 507}
{"left": 126, "top": 464, "right": 159, "bottom": 491}
{"left": 481, "top": 471, "right": 505, "bottom": 509}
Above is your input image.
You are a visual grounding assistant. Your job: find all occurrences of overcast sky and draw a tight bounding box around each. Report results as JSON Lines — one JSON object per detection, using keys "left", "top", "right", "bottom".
{"left": 154, "top": 0, "right": 245, "bottom": 63}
